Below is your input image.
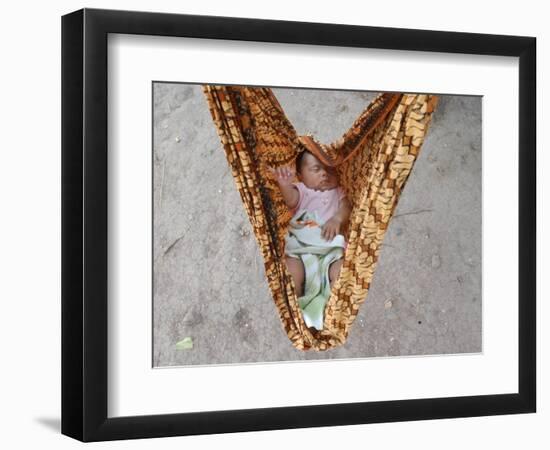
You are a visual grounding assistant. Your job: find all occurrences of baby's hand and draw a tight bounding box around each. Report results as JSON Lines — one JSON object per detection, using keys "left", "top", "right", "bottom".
{"left": 268, "top": 165, "right": 295, "bottom": 188}
{"left": 321, "top": 217, "right": 342, "bottom": 241}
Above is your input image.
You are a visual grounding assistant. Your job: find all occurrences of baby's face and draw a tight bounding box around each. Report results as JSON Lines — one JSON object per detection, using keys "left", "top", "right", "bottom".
{"left": 298, "top": 152, "right": 339, "bottom": 191}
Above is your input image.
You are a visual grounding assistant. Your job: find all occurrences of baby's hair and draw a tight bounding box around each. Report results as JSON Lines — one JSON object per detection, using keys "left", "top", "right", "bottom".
{"left": 295, "top": 149, "right": 313, "bottom": 174}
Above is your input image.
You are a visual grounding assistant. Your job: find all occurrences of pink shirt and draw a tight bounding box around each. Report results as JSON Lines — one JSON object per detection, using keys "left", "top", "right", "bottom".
{"left": 290, "top": 182, "right": 346, "bottom": 223}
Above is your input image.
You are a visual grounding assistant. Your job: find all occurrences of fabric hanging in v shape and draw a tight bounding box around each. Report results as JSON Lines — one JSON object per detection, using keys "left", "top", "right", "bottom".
{"left": 203, "top": 85, "right": 438, "bottom": 351}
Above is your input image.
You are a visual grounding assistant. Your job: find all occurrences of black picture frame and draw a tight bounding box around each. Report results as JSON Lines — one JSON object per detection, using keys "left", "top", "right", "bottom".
{"left": 61, "top": 8, "right": 536, "bottom": 442}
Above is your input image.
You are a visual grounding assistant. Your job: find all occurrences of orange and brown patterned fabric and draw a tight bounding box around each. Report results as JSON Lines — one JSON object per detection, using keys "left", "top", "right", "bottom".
{"left": 202, "top": 85, "right": 438, "bottom": 351}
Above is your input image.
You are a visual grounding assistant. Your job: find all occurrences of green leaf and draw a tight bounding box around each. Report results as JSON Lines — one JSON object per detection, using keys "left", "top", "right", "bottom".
{"left": 175, "top": 337, "right": 193, "bottom": 350}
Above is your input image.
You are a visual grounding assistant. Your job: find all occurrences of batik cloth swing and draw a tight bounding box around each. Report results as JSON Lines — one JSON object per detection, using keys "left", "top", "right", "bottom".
{"left": 202, "top": 85, "right": 438, "bottom": 351}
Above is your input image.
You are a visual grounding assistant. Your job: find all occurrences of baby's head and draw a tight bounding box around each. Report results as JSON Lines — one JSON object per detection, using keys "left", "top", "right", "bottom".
{"left": 295, "top": 150, "right": 339, "bottom": 192}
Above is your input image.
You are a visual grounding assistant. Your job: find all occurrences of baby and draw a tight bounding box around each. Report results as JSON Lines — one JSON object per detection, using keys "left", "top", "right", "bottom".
{"left": 271, "top": 149, "right": 352, "bottom": 299}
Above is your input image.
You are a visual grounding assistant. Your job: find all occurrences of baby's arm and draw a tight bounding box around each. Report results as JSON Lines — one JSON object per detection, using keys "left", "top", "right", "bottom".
{"left": 333, "top": 197, "right": 352, "bottom": 228}
{"left": 321, "top": 196, "right": 352, "bottom": 241}
{"left": 269, "top": 166, "right": 300, "bottom": 209}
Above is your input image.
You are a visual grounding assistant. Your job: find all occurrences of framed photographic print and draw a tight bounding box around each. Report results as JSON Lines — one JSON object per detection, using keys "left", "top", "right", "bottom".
{"left": 61, "top": 8, "right": 536, "bottom": 442}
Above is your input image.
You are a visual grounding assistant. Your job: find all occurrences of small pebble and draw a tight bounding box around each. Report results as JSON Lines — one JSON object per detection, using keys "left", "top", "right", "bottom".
{"left": 175, "top": 136, "right": 181, "bottom": 143}
{"left": 384, "top": 300, "right": 393, "bottom": 310}
{"left": 218, "top": 189, "right": 222, "bottom": 193}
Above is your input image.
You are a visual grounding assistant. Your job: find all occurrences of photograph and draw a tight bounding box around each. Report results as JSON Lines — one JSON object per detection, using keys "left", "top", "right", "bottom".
{"left": 152, "top": 83, "right": 482, "bottom": 366}
{"left": 0, "top": 0, "right": 543, "bottom": 445}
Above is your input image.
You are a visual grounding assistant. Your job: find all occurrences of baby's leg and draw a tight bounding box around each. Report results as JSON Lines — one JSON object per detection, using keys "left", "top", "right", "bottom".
{"left": 328, "top": 259, "right": 343, "bottom": 288}
{"left": 285, "top": 256, "right": 305, "bottom": 297}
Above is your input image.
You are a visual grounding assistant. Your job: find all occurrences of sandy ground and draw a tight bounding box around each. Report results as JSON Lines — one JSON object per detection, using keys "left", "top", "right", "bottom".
{"left": 152, "top": 83, "right": 481, "bottom": 367}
